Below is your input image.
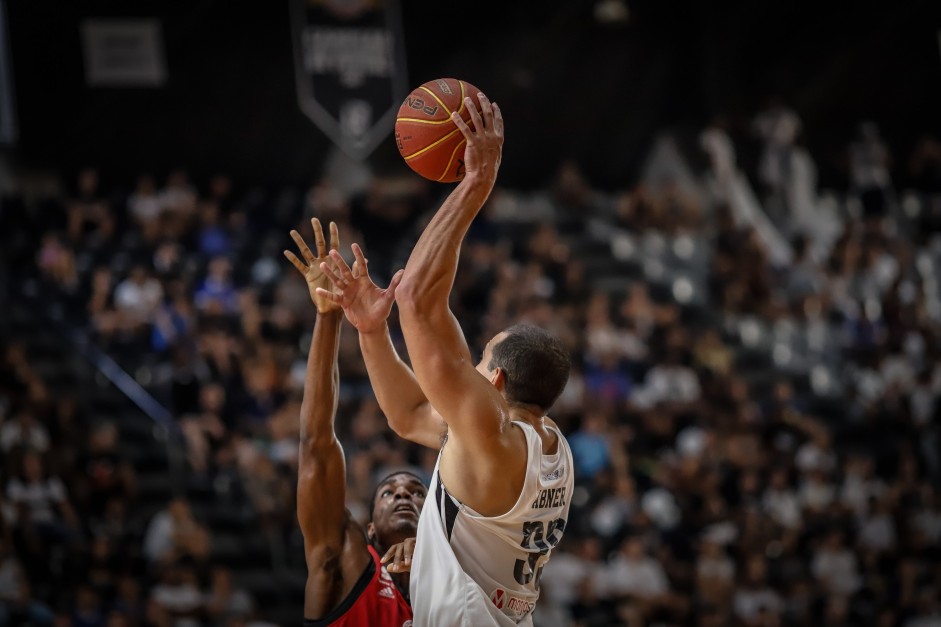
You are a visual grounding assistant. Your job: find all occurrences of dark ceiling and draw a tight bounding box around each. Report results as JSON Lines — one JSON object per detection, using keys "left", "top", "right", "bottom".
{"left": 6, "top": 0, "right": 941, "bottom": 190}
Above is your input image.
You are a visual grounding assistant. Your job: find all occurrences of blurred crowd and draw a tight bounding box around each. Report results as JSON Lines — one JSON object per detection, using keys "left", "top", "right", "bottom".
{"left": 1, "top": 107, "right": 940, "bottom": 627}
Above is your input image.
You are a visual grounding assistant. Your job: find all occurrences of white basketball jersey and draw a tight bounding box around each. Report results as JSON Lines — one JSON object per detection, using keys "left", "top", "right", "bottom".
{"left": 410, "top": 420, "right": 574, "bottom": 626}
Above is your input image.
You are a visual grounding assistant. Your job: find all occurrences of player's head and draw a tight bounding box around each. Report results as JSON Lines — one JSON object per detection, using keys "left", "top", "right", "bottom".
{"left": 476, "top": 323, "right": 571, "bottom": 414}
{"left": 367, "top": 471, "right": 427, "bottom": 552}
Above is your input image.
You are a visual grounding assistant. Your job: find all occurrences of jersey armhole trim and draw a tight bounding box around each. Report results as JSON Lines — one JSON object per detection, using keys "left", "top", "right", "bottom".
{"left": 437, "top": 478, "right": 461, "bottom": 540}
{"left": 302, "top": 554, "right": 376, "bottom": 627}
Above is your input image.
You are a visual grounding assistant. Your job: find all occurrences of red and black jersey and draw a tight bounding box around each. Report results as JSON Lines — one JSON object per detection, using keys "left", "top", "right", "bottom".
{"left": 303, "top": 545, "right": 412, "bottom": 627}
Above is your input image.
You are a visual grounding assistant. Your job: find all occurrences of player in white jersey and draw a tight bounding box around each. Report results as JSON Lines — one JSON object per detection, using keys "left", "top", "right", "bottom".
{"left": 317, "top": 90, "right": 573, "bottom": 626}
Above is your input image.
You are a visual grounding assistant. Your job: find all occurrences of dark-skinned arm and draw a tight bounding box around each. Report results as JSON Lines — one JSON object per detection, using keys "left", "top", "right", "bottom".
{"left": 286, "top": 220, "right": 370, "bottom": 619}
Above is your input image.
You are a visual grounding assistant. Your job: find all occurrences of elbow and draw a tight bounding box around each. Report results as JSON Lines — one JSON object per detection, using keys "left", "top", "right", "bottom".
{"left": 384, "top": 410, "right": 413, "bottom": 440}
{"left": 298, "top": 431, "right": 337, "bottom": 459}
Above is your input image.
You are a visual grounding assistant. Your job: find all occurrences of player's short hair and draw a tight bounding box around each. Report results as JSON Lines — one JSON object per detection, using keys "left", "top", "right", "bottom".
{"left": 370, "top": 471, "right": 425, "bottom": 520}
{"left": 489, "top": 324, "right": 571, "bottom": 412}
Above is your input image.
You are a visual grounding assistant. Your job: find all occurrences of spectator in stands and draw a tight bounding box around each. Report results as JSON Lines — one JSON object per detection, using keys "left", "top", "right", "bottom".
{"left": 114, "top": 265, "right": 164, "bottom": 329}
{"left": 569, "top": 411, "right": 612, "bottom": 482}
{"left": 148, "top": 560, "right": 203, "bottom": 625}
{"left": 694, "top": 537, "right": 735, "bottom": 609}
{"left": 732, "top": 554, "right": 783, "bottom": 626}
{"left": 204, "top": 567, "right": 254, "bottom": 624}
{"left": 111, "top": 578, "right": 145, "bottom": 626}
{"left": 6, "top": 451, "right": 79, "bottom": 543}
{"left": 37, "top": 233, "right": 78, "bottom": 293}
{"left": 160, "top": 170, "right": 198, "bottom": 216}
{"left": 0, "top": 343, "right": 47, "bottom": 408}
{"left": 143, "top": 498, "right": 210, "bottom": 566}
{"left": 811, "top": 529, "right": 862, "bottom": 596}
{"left": 602, "top": 535, "right": 671, "bottom": 623}
{"left": 195, "top": 257, "right": 238, "bottom": 315}
{"left": 198, "top": 203, "right": 232, "bottom": 258}
{"left": 0, "top": 537, "right": 54, "bottom": 626}
{"left": 128, "top": 175, "right": 164, "bottom": 228}
{"left": 80, "top": 423, "right": 136, "bottom": 513}
{"left": 67, "top": 168, "right": 114, "bottom": 246}
{"left": 0, "top": 409, "right": 50, "bottom": 454}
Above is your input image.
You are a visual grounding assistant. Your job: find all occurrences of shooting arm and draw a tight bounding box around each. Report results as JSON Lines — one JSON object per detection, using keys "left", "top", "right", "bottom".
{"left": 359, "top": 323, "right": 446, "bottom": 449}
{"left": 395, "top": 174, "right": 507, "bottom": 439}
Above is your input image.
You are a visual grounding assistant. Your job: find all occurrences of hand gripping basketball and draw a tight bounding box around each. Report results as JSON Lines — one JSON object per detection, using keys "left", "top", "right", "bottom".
{"left": 449, "top": 92, "right": 504, "bottom": 185}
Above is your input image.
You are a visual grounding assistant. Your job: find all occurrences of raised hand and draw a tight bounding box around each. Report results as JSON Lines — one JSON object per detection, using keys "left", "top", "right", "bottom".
{"left": 450, "top": 92, "right": 504, "bottom": 184}
{"left": 316, "top": 242, "right": 404, "bottom": 334}
{"left": 284, "top": 218, "right": 340, "bottom": 314}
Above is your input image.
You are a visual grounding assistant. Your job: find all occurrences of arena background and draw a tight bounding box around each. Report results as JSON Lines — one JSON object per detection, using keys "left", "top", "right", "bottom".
{"left": 1, "top": 0, "right": 941, "bottom": 626}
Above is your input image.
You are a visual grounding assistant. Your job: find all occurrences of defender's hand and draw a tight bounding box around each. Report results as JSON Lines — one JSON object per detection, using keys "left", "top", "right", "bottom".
{"left": 316, "top": 243, "right": 404, "bottom": 334}
{"left": 450, "top": 92, "right": 504, "bottom": 184}
{"left": 284, "top": 218, "right": 340, "bottom": 314}
{"left": 380, "top": 537, "right": 416, "bottom": 574}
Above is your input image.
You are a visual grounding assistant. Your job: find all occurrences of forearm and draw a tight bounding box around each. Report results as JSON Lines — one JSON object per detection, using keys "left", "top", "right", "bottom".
{"left": 359, "top": 325, "right": 429, "bottom": 428}
{"left": 299, "top": 311, "right": 343, "bottom": 445}
{"left": 397, "top": 175, "right": 494, "bottom": 308}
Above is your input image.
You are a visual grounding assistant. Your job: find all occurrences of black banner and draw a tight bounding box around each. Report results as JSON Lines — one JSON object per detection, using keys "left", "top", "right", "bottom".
{"left": 0, "top": 0, "right": 17, "bottom": 146}
{"left": 289, "top": 0, "right": 407, "bottom": 161}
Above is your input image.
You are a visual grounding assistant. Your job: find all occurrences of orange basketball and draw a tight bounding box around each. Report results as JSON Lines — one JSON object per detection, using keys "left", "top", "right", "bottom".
{"left": 394, "top": 78, "right": 483, "bottom": 183}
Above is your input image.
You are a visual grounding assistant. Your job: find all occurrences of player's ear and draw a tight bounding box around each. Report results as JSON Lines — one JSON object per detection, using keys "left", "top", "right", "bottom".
{"left": 367, "top": 522, "right": 376, "bottom": 540}
{"left": 491, "top": 367, "right": 505, "bottom": 390}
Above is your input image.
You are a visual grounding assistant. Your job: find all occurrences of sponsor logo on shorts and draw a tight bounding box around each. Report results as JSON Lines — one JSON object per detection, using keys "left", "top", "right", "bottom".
{"left": 489, "top": 587, "right": 535, "bottom": 621}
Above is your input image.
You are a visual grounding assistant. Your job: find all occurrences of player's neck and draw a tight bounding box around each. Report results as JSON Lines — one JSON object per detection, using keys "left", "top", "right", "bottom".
{"left": 507, "top": 405, "right": 545, "bottom": 429}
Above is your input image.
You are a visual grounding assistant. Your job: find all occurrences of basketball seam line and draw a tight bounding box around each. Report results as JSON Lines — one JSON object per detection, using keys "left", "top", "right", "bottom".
{"left": 438, "top": 137, "right": 467, "bottom": 181}
{"left": 403, "top": 127, "right": 462, "bottom": 161}
{"left": 396, "top": 116, "right": 454, "bottom": 125}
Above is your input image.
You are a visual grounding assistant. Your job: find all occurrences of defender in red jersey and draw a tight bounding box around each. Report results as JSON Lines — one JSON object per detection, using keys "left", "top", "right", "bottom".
{"left": 286, "top": 220, "right": 423, "bottom": 626}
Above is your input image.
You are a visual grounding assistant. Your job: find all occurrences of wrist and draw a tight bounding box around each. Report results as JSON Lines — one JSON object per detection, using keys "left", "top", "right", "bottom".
{"left": 318, "top": 309, "right": 343, "bottom": 322}
{"left": 461, "top": 172, "right": 496, "bottom": 190}
{"left": 358, "top": 323, "right": 389, "bottom": 338}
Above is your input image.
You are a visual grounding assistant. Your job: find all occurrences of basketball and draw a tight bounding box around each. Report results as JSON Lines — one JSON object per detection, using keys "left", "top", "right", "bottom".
{"left": 395, "top": 78, "right": 484, "bottom": 183}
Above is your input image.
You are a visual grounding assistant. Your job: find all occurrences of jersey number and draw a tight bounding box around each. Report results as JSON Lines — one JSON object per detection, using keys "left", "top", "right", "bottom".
{"left": 513, "top": 518, "right": 566, "bottom": 587}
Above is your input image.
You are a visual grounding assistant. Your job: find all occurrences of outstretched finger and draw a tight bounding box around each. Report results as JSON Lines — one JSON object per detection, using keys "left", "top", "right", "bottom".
{"left": 478, "top": 92, "right": 493, "bottom": 132}
{"left": 464, "top": 96, "right": 484, "bottom": 134}
{"left": 329, "top": 250, "right": 355, "bottom": 283}
{"left": 451, "top": 111, "right": 473, "bottom": 142}
{"left": 290, "top": 230, "right": 315, "bottom": 263}
{"left": 314, "top": 288, "right": 341, "bottom": 306}
{"left": 319, "top": 261, "right": 346, "bottom": 288}
{"left": 330, "top": 221, "right": 339, "bottom": 252}
{"left": 283, "top": 250, "right": 307, "bottom": 275}
{"left": 492, "top": 102, "right": 504, "bottom": 137}
{"left": 311, "top": 218, "right": 327, "bottom": 258}
{"left": 380, "top": 545, "right": 396, "bottom": 565}
{"left": 391, "top": 543, "right": 405, "bottom": 573}
{"left": 351, "top": 243, "right": 368, "bottom": 279}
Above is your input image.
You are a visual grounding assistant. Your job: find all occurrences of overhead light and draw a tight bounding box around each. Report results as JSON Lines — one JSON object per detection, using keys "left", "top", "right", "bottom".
{"left": 595, "top": 0, "right": 629, "bottom": 24}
